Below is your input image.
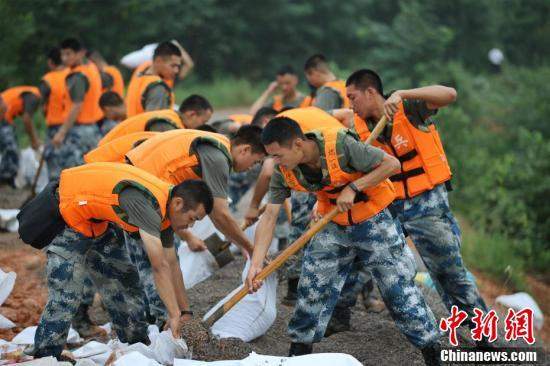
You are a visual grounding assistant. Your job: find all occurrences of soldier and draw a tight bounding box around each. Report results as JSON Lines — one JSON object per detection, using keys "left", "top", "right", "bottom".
{"left": 87, "top": 50, "right": 125, "bottom": 97}
{"left": 0, "top": 86, "right": 41, "bottom": 186}
{"left": 341, "top": 69, "right": 489, "bottom": 346}
{"left": 304, "top": 54, "right": 350, "bottom": 110}
{"left": 245, "top": 114, "right": 442, "bottom": 365}
{"left": 98, "top": 91, "right": 127, "bottom": 136}
{"left": 19, "top": 163, "right": 213, "bottom": 359}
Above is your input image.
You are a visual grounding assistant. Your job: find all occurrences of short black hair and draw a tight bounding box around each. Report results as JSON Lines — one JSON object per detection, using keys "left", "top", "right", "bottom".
{"left": 304, "top": 54, "right": 328, "bottom": 71}
{"left": 99, "top": 91, "right": 124, "bottom": 108}
{"left": 261, "top": 117, "right": 305, "bottom": 147}
{"left": 60, "top": 38, "right": 83, "bottom": 52}
{"left": 276, "top": 65, "right": 297, "bottom": 76}
{"left": 231, "top": 125, "right": 267, "bottom": 155}
{"left": 196, "top": 124, "right": 218, "bottom": 133}
{"left": 172, "top": 179, "right": 214, "bottom": 214}
{"left": 346, "top": 69, "right": 384, "bottom": 95}
{"left": 47, "top": 47, "right": 62, "bottom": 66}
{"left": 153, "top": 41, "right": 182, "bottom": 59}
{"left": 179, "top": 94, "right": 212, "bottom": 114}
{"left": 251, "top": 107, "right": 277, "bottom": 127}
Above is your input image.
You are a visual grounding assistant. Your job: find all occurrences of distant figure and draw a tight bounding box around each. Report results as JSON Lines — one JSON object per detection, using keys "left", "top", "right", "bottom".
{"left": 88, "top": 50, "right": 125, "bottom": 97}
{"left": 98, "top": 91, "right": 127, "bottom": 136}
{"left": 249, "top": 65, "right": 310, "bottom": 115}
{"left": 304, "top": 54, "right": 350, "bottom": 111}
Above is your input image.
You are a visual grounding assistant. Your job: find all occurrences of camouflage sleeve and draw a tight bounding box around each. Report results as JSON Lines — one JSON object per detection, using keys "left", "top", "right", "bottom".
{"left": 100, "top": 71, "right": 114, "bottom": 90}
{"left": 118, "top": 186, "right": 162, "bottom": 239}
{"left": 402, "top": 99, "right": 438, "bottom": 127}
{"left": 268, "top": 167, "right": 291, "bottom": 204}
{"left": 342, "top": 134, "right": 385, "bottom": 174}
{"left": 22, "top": 93, "right": 40, "bottom": 115}
{"left": 313, "top": 87, "right": 342, "bottom": 111}
{"left": 66, "top": 72, "right": 89, "bottom": 103}
{"left": 143, "top": 83, "right": 172, "bottom": 111}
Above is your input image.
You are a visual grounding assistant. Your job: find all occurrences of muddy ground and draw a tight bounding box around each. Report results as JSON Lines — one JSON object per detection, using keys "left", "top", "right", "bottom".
{"left": 0, "top": 175, "right": 548, "bottom": 365}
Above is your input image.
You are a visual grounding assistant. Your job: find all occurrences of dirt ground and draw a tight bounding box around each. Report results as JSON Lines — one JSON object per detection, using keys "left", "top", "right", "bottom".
{"left": 0, "top": 174, "right": 548, "bottom": 364}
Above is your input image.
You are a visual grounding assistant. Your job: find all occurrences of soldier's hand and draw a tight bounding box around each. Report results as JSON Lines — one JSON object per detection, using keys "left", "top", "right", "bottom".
{"left": 166, "top": 316, "right": 182, "bottom": 339}
{"left": 186, "top": 235, "right": 207, "bottom": 252}
{"left": 244, "top": 206, "right": 260, "bottom": 228}
{"left": 336, "top": 186, "right": 356, "bottom": 212}
{"left": 245, "top": 262, "right": 263, "bottom": 294}
{"left": 384, "top": 92, "right": 402, "bottom": 120}
{"left": 52, "top": 130, "right": 66, "bottom": 148}
{"left": 310, "top": 202, "right": 322, "bottom": 222}
{"left": 267, "top": 81, "right": 278, "bottom": 93}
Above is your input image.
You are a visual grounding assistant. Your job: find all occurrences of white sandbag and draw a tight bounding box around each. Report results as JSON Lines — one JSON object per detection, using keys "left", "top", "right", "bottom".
{"left": 178, "top": 242, "right": 217, "bottom": 289}
{"left": 203, "top": 261, "right": 277, "bottom": 342}
{"left": 72, "top": 341, "right": 111, "bottom": 359}
{"left": 0, "top": 268, "right": 16, "bottom": 305}
{"left": 242, "top": 352, "right": 363, "bottom": 366}
{"left": 75, "top": 359, "right": 98, "bottom": 366}
{"left": 113, "top": 351, "right": 161, "bottom": 366}
{"left": 148, "top": 326, "right": 190, "bottom": 365}
{"left": 243, "top": 222, "right": 278, "bottom": 256}
{"left": 120, "top": 44, "right": 157, "bottom": 69}
{"left": 12, "top": 326, "right": 81, "bottom": 345}
{"left": 16, "top": 356, "right": 59, "bottom": 366}
{"left": 0, "top": 314, "right": 16, "bottom": 329}
{"left": 14, "top": 147, "right": 48, "bottom": 192}
{"left": 496, "top": 292, "right": 544, "bottom": 330}
{"left": 174, "top": 359, "right": 240, "bottom": 366}
{"left": 0, "top": 209, "right": 19, "bottom": 232}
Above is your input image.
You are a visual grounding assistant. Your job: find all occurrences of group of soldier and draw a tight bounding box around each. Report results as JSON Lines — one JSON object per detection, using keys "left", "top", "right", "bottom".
{"left": 1, "top": 38, "right": 490, "bottom": 366}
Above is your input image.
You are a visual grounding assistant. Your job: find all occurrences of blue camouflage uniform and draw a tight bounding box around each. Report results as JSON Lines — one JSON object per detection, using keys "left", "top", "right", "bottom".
{"left": 34, "top": 226, "right": 148, "bottom": 358}
{"left": 0, "top": 121, "right": 19, "bottom": 183}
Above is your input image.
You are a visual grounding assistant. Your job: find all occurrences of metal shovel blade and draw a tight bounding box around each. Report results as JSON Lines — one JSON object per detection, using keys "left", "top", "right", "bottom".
{"left": 204, "top": 233, "right": 234, "bottom": 268}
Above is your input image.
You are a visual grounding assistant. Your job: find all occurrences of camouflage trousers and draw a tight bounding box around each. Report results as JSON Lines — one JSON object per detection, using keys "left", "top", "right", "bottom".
{"left": 45, "top": 124, "right": 101, "bottom": 181}
{"left": 284, "top": 191, "right": 317, "bottom": 280}
{"left": 228, "top": 165, "right": 261, "bottom": 211}
{"left": 99, "top": 119, "right": 118, "bottom": 136}
{"left": 34, "top": 226, "right": 148, "bottom": 358}
{"left": 0, "top": 121, "right": 19, "bottom": 182}
{"left": 336, "top": 184, "right": 488, "bottom": 319}
{"left": 124, "top": 233, "right": 180, "bottom": 327}
{"left": 288, "top": 208, "right": 441, "bottom": 348}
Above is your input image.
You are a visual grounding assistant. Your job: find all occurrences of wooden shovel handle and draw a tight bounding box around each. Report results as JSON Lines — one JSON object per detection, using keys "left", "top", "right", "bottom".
{"left": 365, "top": 115, "right": 388, "bottom": 145}
{"left": 204, "top": 207, "right": 339, "bottom": 326}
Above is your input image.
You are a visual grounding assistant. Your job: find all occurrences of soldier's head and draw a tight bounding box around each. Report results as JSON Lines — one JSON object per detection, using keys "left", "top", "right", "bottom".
{"left": 153, "top": 41, "right": 182, "bottom": 81}
{"left": 178, "top": 94, "right": 213, "bottom": 129}
{"left": 261, "top": 117, "right": 307, "bottom": 170}
{"left": 87, "top": 49, "right": 107, "bottom": 69}
{"left": 346, "top": 69, "right": 384, "bottom": 119}
{"left": 230, "top": 125, "right": 266, "bottom": 172}
{"left": 276, "top": 65, "right": 299, "bottom": 98}
{"left": 60, "top": 38, "right": 85, "bottom": 68}
{"left": 168, "top": 179, "right": 213, "bottom": 235}
{"left": 304, "top": 54, "right": 331, "bottom": 88}
{"left": 47, "top": 47, "right": 63, "bottom": 71}
{"left": 251, "top": 107, "right": 277, "bottom": 128}
{"left": 99, "top": 91, "right": 126, "bottom": 121}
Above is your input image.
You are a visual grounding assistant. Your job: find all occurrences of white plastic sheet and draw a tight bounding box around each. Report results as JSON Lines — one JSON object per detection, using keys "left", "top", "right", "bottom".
{"left": 496, "top": 292, "right": 544, "bottom": 330}
{"left": 203, "top": 261, "right": 277, "bottom": 342}
{"left": 173, "top": 352, "right": 363, "bottom": 366}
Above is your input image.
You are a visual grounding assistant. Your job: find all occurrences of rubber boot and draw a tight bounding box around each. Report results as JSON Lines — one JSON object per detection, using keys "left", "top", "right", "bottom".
{"left": 288, "top": 342, "right": 313, "bottom": 356}
{"left": 324, "top": 307, "right": 351, "bottom": 337}
{"left": 421, "top": 341, "right": 442, "bottom": 366}
{"left": 282, "top": 278, "right": 299, "bottom": 306}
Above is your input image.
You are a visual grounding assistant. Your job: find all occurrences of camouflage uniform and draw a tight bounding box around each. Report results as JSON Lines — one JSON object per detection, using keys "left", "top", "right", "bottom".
{"left": 44, "top": 126, "right": 62, "bottom": 181}
{"left": 288, "top": 208, "right": 440, "bottom": 348}
{"left": 336, "top": 184, "right": 487, "bottom": 319}
{"left": 54, "top": 124, "right": 101, "bottom": 173}
{"left": 100, "top": 119, "right": 118, "bottom": 136}
{"left": 284, "top": 191, "right": 317, "bottom": 280}
{"left": 0, "top": 121, "right": 19, "bottom": 182}
{"left": 34, "top": 226, "right": 148, "bottom": 359}
{"left": 228, "top": 167, "right": 260, "bottom": 212}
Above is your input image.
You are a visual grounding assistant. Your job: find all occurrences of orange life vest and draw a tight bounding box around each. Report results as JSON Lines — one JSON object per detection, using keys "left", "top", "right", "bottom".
{"left": 84, "top": 131, "right": 159, "bottom": 163}
{"left": 300, "top": 95, "right": 314, "bottom": 108}
{"left": 58, "top": 162, "right": 172, "bottom": 237}
{"left": 353, "top": 103, "right": 452, "bottom": 199}
{"left": 314, "top": 80, "right": 350, "bottom": 108}
{"left": 126, "top": 73, "right": 174, "bottom": 117}
{"left": 277, "top": 106, "right": 345, "bottom": 130}
{"left": 228, "top": 114, "right": 253, "bottom": 126}
{"left": 103, "top": 65, "right": 125, "bottom": 97}
{"left": 126, "top": 129, "right": 232, "bottom": 185}
{"left": 130, "top": 61, "right": 175, "bottom": 89}
{"left": 1, "top": 86, "right": 41, "bottom": 124}
{"left": 98, "top": 109, "right": 183, "bottom": 146}
{"left": 42, "top": 69, "right": 70, "bottom": 126}
{"left": 278, "top": 127, "right": 395, "bottom": 226}
{"left": 64, "top": 63, "right": 104, "bottom": 124}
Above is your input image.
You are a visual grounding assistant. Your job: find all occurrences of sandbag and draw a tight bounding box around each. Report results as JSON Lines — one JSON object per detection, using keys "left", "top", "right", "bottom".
{"left": 14, "top": 147, "right": 48, "bottom": 193}
{"left": 496, "top": 292, "right": 544, "bottom": 330}
{"left": 0, "top": 209, "right": 19, "bottom": 232}
{"left": 11, "top": 326, "right": 81, "bottom": 345}
{"left": 203, "top": 261, "right": 277, "bottom": 342}
{"left": 120, "top": 44, "right": 157, "bottom": 69}
{"left": 172, "top": 352, "right": 363, "bottom": 366}
{"left": 0, "top": 268, "right": 16, "bottom": 329}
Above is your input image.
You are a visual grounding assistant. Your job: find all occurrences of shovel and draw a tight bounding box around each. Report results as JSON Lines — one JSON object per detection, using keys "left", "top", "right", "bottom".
{"left": 203, "top": 207, "right": 339, "bottom": 326}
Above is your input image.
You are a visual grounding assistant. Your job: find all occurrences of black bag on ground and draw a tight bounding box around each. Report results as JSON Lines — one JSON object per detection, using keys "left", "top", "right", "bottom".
{"left": 17, "top": 180, "right": 66, "bottom": 249}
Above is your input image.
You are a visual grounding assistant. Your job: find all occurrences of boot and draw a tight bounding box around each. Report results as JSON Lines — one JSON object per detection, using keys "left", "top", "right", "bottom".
{"left": 72, "top": 303, "right": 105, "bottom": 338}
{"left": 288, "top": 342, "right": 312, "bottom": 356}
{"left": 362, "top": 279, "right": 385, "bottom": 313}
{"left": 282, "top": 278, "right": 299, "bottom": 306}
{"left": 421, "top": 341, "right": 442, "bottom": 366}
{"left": 324, "top": 307, "right": 351, "bottom": 337}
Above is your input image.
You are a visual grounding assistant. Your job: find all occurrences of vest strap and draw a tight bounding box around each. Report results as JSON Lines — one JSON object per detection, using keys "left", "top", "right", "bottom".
{"left": 328, "top": 191, "right": 369, "bottom": 204}
{"left": 390, "top": 167, "right": 425, "bottom": 182}
{"left": 397, "top": 149, "right": 418, "bottom": 162}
